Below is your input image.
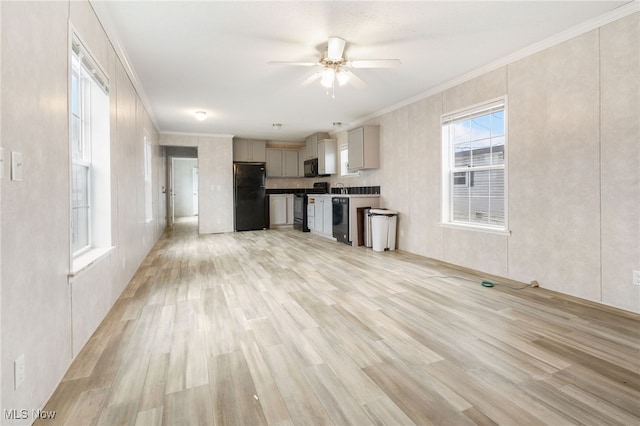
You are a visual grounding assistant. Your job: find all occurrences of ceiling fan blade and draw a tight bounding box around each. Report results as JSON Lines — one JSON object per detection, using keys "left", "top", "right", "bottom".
{"left": 327, "top": 37, "right": 346, "bottom": 60}
{"left": 268, "top": 61, "right": 319, "bottom": 67}
{"left": 346, "top": 71, "right": 367, "bottom": 89}
{"left": 301, "top": 72, "right": 321, "bottom": 87}
{"left": 349, "top": 59, "right": 401, "bottom": 68}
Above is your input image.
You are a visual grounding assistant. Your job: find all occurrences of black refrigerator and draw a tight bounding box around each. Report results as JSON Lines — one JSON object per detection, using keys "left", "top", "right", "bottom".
{"left": 234, "top": 163, "right": 267, "bottom": 231}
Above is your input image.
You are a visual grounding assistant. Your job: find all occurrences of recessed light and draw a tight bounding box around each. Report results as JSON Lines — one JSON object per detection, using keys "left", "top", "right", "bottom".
{"left": 195, "top": 111, "right": 207, "bottom": 121}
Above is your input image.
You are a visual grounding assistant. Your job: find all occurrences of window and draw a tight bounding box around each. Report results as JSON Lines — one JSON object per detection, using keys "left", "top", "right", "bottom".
{"left": 340, "top": 144, "right": 358, "bottom": 177}
{"left": 144, "top": 131, "right": 153, "bottom": 222}
{"left": 70, "top": 35, "right": 111, "bottom": 264}
{"left": 442, "top": 99, "right": 506, "bottom": 231}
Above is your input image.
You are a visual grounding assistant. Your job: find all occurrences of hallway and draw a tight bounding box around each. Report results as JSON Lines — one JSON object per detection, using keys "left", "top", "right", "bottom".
{"left": 39, "top": 222, "right": 640, "bottom": 425}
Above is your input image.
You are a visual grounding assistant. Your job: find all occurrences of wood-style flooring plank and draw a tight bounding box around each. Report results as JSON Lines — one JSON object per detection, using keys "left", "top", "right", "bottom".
{"left": 37, "top": 219, "right": 640, "bottom": 425}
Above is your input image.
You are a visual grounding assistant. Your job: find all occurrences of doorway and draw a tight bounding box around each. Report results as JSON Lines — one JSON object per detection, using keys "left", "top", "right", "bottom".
{"left": 164, "top": 145, "right": 199, "bottom": 229}
{"left": 171, "top": 158, "right": 199, "bottom": 222}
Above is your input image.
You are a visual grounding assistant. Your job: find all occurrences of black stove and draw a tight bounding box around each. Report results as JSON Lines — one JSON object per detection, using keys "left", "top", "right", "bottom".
{"left": 293, "top": 182, "right": 329, "bottom": 232}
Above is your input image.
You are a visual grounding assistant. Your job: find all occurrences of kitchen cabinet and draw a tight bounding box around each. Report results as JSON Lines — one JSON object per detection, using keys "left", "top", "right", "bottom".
{"left": 322, "top": 196, "right": 333, "bottom": 235}
{"left": 266, "top": 149, "right": 282, "bottom": 177}
{"left": 233, "top": 139, "right": 266, "bottom": 162}
{"left": 304, "top": 132, "right": 330, "bottom": 159}
{"left": 269, "top": 194, "right": 294, "bottom": 226}
{"left": 347, "top": 126, "right": 379, "bottom": 171}
{"left": 266, "top": 149, "right": 299, "bottom": 177}
{"left": 306, "top": 134, "right": 317, "bottom": 160}
{"left": 307, "top": 196, "right": 317, "bottom": 231}
{"left": 283, "top": 150, "right": 298, "bottom": 177}
{"left": 308, "top": 195, "right": 334, "bottom": 239}
{"left": 298, "top": 147, "right": 306, "bottom": 177}
{"left": 317, "top": 139, "right": 337, "bottom": 175}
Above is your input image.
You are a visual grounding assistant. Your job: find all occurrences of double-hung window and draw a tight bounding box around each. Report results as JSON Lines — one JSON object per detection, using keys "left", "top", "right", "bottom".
{"left": 70, "top": 34, "right": 111, "bottom": 265}
{"left": 442, "top": 99, "right": 507, "bottom": 232}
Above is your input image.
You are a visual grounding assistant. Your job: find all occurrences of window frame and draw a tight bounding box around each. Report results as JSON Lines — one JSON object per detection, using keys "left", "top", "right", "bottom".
{"left": 441, "top": 97, "right": 509, "bottom": 235}
{"left": 69, "top": 29, "right": 113, "bottom": 274}
{"left": 339, "top": 144, "right": 359, "bottom": 177}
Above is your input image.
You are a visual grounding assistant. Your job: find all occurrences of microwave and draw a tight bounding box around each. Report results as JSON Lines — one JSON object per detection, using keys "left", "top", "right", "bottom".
{"left": 304, "top": 158, "right": 318, "bottom": 177}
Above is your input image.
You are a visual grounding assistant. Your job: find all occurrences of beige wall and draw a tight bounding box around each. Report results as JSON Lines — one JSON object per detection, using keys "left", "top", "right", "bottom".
{"left": 159, "top": 134, "right": 234, "bottom": 234}
{"left": 326, "top": 13, "right": 640, "bottom": 313}
{"left": 1, "top": 1, "right": 165, "bottom": 421}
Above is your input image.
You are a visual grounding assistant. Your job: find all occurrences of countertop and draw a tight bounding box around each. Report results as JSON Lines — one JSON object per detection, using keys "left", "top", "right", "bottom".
{"left": 309, "top": 193, "right": 380, "bottom": 198}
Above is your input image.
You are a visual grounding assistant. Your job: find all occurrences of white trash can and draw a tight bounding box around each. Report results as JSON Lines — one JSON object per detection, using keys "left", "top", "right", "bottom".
{"left": 370, "top": 209, "right": 398, "bottom": 252}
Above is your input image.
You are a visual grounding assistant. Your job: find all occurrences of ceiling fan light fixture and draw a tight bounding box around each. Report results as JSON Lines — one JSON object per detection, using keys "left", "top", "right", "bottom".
{"left": 321, "top": 68, "right": 335, "bottom": 88}
{"left": 194, "top": 111, "right": 207, "bottom": 121}
{"left": 336, "top": 70, "right": 350, "bottom": 86}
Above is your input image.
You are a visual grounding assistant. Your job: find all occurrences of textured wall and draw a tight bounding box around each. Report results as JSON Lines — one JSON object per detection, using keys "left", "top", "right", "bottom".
{"left": 599, "top": 14, "right": 640, "bottom": 312}
{"left": 1, "top": 2, "right": 73, "bottom": 419}
{"left": 159, "top": 134, "right": 234, "bottom": 234}
{"left": 199, "top": 136, "right": 234, "bottom": 234}
{"left": 324, "top": 13, "right": 639, "bottom": 313}
{"left": 1, "top": 1, "right": 165, "bottom": 421}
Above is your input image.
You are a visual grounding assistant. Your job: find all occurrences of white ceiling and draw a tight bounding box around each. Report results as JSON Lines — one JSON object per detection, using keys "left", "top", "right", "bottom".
{"left": 90, "top": 1, "right": 631, "bottom": 142}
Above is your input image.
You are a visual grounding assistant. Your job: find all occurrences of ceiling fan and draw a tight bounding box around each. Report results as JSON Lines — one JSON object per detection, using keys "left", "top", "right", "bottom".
{"left": 269, "top": 37, "right": 401, "bottom": 93}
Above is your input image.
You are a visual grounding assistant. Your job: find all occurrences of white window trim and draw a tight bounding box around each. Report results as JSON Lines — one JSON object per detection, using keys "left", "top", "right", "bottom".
{"left": 69, "top": 26, "right": 112, "bottom": 274}
{"left": 339, "top": 143, "right": 360, "bottom": 177}
{"left": 440, "top": 96, "right": 509, "bottom": 234}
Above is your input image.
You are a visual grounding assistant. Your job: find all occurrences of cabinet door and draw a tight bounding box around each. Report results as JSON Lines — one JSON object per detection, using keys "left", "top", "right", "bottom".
{"left": 298, "top": 147, "right": 306, "bottom": 177}
{"left": 306, "top": 134, "right": 318, "bottom": 159}
{"left": 318, "top": 139, "right": 336, "bottom": 175}
{"left": 250, "top": 140, "right": 266, "bottom": 162}
{"left": 233, "top": 140, "right": 250, "bottom": 162}
{"left": 283, "top": 150, "right": 298, "bottom": 177}
{"left": 322, "top": 197, "right": 333, "bottom": 235}
{"left": 286, "top": 195, "right": 294, "bottom": 224}
{"left": 266, "top": 149, "right": 282, "bottom": 177}
{"left": 348, "top": 127, "right": 364, "bottom": 170}
{"left": 315, "top": 198, "right": 324, "bottom": 232}
{"left": 317, "top": 142, "right": 326, "bottom": 174}
{"left": 269, "top": 195, "right": 287, "bottom": 225}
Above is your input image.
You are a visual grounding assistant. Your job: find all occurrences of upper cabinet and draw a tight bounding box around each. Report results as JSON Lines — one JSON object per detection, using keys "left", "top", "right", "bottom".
{"left": 234, "top": 139, "right": 266, "bottom": 162}
{"left": 306, "top": 134, "right": 318, "bottom": 160}
{"left": 266, "top": 148, "right": 299, "bottom": 177}
{"left": 283, "top": 150, "right": 299, "bottom": 177}
{"left": 317, "top": 139, "right": 337, "bottom": 175}
{"left": 266, "top": 149, "right": 282, "bottom": 177}
{"left": 304, "top": 132, "right": 330, "bottom": 160}
{"left": 348, "top": 126, "right": 379, "bottom": 171}
{"left": 298, "top": 146, "right": 306, "bottom": 177}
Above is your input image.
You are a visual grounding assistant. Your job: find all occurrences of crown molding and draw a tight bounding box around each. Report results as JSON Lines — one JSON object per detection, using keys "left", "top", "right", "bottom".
{"left": 89, "top": 1, "right": 160, "bottom": 131}
{"left": 349, "top": 1, "right": 639, "bottom": 131}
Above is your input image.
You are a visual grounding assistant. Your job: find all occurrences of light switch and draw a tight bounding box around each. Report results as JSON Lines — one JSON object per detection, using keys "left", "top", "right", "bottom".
{"left": 11, "top": 151, "right": 23, "bottom": 181}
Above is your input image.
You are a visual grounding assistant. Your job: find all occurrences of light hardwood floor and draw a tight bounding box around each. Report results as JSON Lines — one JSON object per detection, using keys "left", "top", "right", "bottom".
{"left": 39, "top": 219, "right": 640, "bottom": 425}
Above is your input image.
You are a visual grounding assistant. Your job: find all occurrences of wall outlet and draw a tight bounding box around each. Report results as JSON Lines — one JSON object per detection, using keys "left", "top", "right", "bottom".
{"left": 633, "top": 270, "right": 640, "bottom": 286}
{"left": 14, "top": 354, "right": 25, "bottom": 389}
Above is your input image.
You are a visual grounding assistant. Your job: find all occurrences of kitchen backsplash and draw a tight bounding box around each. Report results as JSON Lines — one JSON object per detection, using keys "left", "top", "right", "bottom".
{"left": 266, "top": 185, "right": 380, "bottom": 195}
{"left": 331, "top": 185, "right": 380, "bottom": 195}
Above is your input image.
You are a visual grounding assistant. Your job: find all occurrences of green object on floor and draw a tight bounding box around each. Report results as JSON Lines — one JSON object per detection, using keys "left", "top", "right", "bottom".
{"left": 481, "top": 280, "right": 494, "bottom": 288}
